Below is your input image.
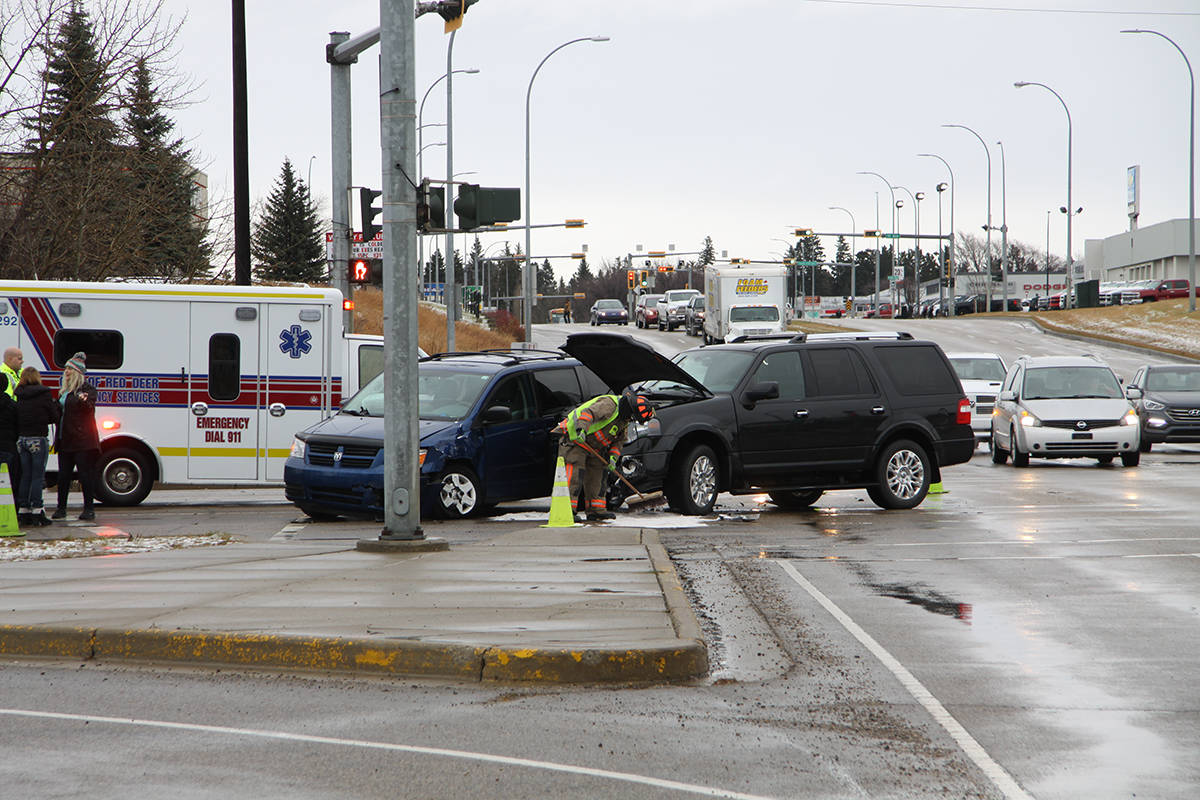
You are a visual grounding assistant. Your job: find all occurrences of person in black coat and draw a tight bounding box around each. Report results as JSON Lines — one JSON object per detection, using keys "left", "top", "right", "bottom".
{"left": 0, "top": 384, "right": 17, "bottom": 501}
{"left": 52, "top": 352, "right": 100, "bottom": 522}
{"left": 15, "top": 367, "right": 60, "bottom": 527}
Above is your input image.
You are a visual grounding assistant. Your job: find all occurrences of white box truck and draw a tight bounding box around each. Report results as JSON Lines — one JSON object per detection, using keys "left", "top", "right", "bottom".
{"left": 702, "top": 265, "right": 788, "bottom": 344}
{"left": 0, "top": 279, "right": 386, "bottom": 505}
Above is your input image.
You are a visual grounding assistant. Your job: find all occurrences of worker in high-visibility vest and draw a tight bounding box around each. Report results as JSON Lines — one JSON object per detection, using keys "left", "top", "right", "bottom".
{"left": 554, "top": 388, "right": 654, "bottom": 521}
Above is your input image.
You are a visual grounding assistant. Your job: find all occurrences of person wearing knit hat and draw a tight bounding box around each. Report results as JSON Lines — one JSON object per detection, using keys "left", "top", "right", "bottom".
{"left": 53, "top": 352, "right": 100, "bottom": 522}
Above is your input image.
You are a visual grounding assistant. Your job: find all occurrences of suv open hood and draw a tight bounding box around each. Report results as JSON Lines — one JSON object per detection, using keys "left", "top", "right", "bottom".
{"left": 561, "top": 332, "right": 710, "bottom": 396}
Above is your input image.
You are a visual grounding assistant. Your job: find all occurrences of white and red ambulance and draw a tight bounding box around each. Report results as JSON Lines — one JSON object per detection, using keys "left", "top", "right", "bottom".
{"left": 0, "top": 280, "right": 384, "bottom": 505}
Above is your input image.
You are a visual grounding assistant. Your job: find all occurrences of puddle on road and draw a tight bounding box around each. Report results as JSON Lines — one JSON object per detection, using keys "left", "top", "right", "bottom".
{"left": 867, "top": 581, "right": 974, "bottom": 623}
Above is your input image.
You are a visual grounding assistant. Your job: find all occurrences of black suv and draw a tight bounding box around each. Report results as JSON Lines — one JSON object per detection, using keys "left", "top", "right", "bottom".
{"left": 562, "top": 331, "right": 974, "bottom": 514}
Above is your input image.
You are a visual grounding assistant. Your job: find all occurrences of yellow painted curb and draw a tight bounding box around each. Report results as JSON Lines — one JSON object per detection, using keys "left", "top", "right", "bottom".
{"left": 0, "top": 625, "right": 95, "bottom": 660}
{"left": 481, "top": 642, "right": 708, "bottom": 684}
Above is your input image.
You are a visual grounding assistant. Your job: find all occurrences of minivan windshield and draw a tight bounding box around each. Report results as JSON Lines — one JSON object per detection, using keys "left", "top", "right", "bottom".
{"left": 950, "top": 357, "right": 1006, "bottom": 382}
{"left": 1022, "top": 366, "right": 1123, "bottom": 400}
{"left": 729, "top": 305, "right": 780, "bottom": 322}
{"left": 340, "top": 367, "right": 493, "bottom": 420}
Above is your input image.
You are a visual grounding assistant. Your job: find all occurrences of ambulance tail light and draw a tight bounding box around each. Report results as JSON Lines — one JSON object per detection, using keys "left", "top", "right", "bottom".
{"left": 956, "top": 397, "right": 971, "bottom": 425}
{"left": 100, "top": 419, "right": 121, "bottom": 431}
{"left": 343, "top": 299, "right": 354, "bottom": 311}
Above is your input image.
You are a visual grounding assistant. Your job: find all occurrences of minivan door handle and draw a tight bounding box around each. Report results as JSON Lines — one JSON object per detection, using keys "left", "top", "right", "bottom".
{"left": 793, "top": 409, "right": 809, "bottom": 419}
{"left": 871, "top": 406, "right": 886, "bottom": 415}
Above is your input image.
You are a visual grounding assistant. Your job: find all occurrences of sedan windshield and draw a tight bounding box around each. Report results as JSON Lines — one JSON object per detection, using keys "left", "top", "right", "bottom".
{"left": 670, "top": 349, "right": 756, "bottom": 393}
{"left": 1145, "top": 367, "right": 1200, "bottom": 392}
{"left": 595, "top": 299, "right": 623, "bottom": 310}
{"left": 340, "top": 368, "right": 492, "bottom": 420}
{"left": 1022, "top": 366, "right": 1123, "bottom": 400}
{"left": 950, "top": 357, "right": 1006, "bottom": 382}
{"left": 729, "top": 306, "right": 780, "bottom": 322}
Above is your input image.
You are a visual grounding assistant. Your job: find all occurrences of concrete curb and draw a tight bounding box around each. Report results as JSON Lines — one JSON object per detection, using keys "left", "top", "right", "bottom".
{"left": 0, "top": 529, "right": 711, "bottom": 685}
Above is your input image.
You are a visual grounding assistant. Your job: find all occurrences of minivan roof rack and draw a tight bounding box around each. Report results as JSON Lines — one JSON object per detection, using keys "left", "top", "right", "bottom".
{"left": 421, "top": 349, "right": 567, "bottom": 367}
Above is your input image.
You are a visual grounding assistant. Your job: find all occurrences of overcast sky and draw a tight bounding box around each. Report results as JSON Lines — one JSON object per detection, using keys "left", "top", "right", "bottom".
{"left": 162, "top": 0, "right": 1199, "bottom": 279}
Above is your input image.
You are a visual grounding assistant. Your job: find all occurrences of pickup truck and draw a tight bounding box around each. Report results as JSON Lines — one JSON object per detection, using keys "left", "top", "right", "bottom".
{"left": 1120, "top": 278, "right": 1191, "bottom": 304}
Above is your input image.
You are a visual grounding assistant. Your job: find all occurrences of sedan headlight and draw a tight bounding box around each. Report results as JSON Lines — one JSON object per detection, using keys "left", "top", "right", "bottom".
{"left": 289, "top": 437, "right": 306, "bottom": 459}
{"left": 1019, "top": 410, "right": 1042, "bottom": 427}
{"left": 1143, "top": 398, "right": 1165, "bottom": 411}
{"left": 1120, "top": 409, "right": 1140, "bottom": 426}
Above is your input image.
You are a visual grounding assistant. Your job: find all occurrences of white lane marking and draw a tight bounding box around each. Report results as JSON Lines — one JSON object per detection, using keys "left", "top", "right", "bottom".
{"left": 775, "top": 560, "right": 1035, "bottom": 800}
{"left": 0, "top": 708, "right": 778, "bottom": 800}
{"left": 883, "top": 537, "right": 1200, "bottom": 548}
{"left": 269, "top": 523, "right": 306, "bottom": 542}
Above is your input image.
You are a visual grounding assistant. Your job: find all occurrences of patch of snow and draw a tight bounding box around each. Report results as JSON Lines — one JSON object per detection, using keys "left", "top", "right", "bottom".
{"left": 0, "top": 535, "right": 232, "bottom": 562}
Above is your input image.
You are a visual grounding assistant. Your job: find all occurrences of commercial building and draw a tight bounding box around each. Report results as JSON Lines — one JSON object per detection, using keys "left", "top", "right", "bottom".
{"left": 1085, "top": 217, "right": 1200, "bottom": 283}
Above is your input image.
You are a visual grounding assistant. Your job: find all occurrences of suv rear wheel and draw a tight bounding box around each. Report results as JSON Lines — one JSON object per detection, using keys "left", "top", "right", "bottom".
{"left": 666, "top": 443, "right": 718, "bottom": 515}
{"left": 768, "top": 489, "right": 823, "bottom": 509}
{"left": 866, "top": 439, "right": 929, "bottom": 510}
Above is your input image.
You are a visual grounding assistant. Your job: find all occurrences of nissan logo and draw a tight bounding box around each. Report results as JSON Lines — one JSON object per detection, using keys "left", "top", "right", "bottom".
{"left": 1075, "top": 420, "right": 1088, "bottom": 430}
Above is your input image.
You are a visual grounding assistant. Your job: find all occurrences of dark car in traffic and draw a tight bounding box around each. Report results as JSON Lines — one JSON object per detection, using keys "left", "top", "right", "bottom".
{"left": 1128, "top": 364, "right": 1200, "bottom": 451}
{"left": 283, "top": 349, "right": 609, "bottom": 519}
{"left": 560, "top": 331, "right": 975, "bottom": 514}
{"left": 635, "top": 293, "right": 664, "bottom": 328}
{"left": 590, "top": 298, "right": 629, "bottom": 326}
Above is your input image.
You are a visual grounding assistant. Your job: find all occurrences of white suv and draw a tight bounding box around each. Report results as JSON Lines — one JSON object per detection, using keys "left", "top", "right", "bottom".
{"left": 991, "top": 355, "right": 1141, "bottom": 467}
{"left": 947, "top": 352, "right": 1007, "bottom": 446}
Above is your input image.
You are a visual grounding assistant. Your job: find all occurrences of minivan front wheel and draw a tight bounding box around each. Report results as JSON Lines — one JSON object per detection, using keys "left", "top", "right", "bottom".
{"left": 666, "top": 444, "right": 718, "bottom": 515}
{"left": 437, "top": 466, "right": 482, "bottom": 518}
{"left": 867, "top": 439, "right": 930, "bottom": 510}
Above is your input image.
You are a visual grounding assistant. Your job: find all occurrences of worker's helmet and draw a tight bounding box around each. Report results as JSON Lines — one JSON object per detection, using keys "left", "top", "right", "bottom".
{"left": 621, "top": 388, "right": 654, "bottom": 422}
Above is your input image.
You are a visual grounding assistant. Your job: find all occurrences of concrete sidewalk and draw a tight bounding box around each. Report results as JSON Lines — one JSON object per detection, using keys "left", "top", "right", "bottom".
{"left": 0, "top": 527, "right": 707, "bottom": 685}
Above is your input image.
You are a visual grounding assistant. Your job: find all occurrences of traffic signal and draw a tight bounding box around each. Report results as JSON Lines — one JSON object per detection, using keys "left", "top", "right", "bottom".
{"left": 348, "top": 260, "right": 370, "bottom": 284}
{"left": 359, "top": 188, "right": 383, "bottom": 241}
{"left": 863, "top": 229, "right": 880, "bottom": 238}
{"left": 416, "top": 180, "right": 445, "bottom": 232}
{"left": 844, "top": 296, "right": 852, "bottom": 312}
{"left": 794, "top": 228, "right": 812, "bottom": 237}
{"left": 437, "top": 0, "right": 478, "bottom": 33}
{"left": 454, "top": 184, "right": 521, "bottom": 230}
{"left": 640, "top": 270, "right": 649, "bottom": 288}
{"left": 627, "top": 270, "right": 636, "bottom": 289}
{"left": 657, "top": 265, "right": 672, "bottom": 273}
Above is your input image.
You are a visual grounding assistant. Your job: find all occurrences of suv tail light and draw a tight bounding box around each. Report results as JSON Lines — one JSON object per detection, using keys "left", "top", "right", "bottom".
{"left": 956, "top": 397, "right": 972, "bottom": 425}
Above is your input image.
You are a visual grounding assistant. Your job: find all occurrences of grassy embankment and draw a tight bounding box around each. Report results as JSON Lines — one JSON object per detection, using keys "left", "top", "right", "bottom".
{"left": 350, "top": 286, "right": 516, "bottom": 352}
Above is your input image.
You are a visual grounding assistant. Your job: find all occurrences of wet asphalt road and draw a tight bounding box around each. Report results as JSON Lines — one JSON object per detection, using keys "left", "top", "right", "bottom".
{"left": 3, "top": 317, "right": 1197, "bottom": 798}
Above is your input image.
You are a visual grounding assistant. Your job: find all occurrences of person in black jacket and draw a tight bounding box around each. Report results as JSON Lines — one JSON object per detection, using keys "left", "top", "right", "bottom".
{"left": 15, "top": 367, "right": 60, "bottom": 527}
{"left": 52, "top": 352, "right": 100, "bottom": 522}
{"left": 0, "top": 381, "right": 17, "bottom": 504}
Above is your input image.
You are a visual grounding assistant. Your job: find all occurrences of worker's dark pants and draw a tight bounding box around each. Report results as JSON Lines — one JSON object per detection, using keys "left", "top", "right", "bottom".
{"left": 558, "top": 442, "right": 606, "bottom": 514}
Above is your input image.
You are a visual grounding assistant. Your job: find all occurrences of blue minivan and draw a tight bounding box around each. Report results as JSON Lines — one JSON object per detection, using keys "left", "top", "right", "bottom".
{"left": 283, "top": 350, "right": 609, "bottom": 519}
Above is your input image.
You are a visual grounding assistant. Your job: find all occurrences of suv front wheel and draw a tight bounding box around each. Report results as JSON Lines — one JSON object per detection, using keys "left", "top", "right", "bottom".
{"left": 866, "top": 439, "right": 930, "bottom": 510}
{"left": 666, "top": 443, "right": 718, "bottom": 515}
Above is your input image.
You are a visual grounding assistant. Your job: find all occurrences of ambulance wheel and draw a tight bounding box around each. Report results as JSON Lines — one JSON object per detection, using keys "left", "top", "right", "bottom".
{"left": 436, "top": 465, "right": 482, "bottom": 518}
{"left": 96, "top": 447, "right": 154, "bottom": 506}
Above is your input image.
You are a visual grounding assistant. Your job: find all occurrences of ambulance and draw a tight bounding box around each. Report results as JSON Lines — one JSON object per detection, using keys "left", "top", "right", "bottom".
{"left": 0, "top": 280, "right": 385, "bottom": 505}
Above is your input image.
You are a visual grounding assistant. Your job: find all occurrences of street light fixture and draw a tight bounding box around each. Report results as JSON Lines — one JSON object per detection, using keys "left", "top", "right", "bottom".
{"left": 1122, "top": 29, "right": 1195, "bottom": 312}
{"left": 943, "top": 123, "right": 993, "bottom": 310}
{"left": 858, "top": 171, "right": 897, "bottom": 309}
{"left": 1014, "top": 81, "right": 1075, "bottom": 307}
{"left": 525, "top": 35, "right": 610, "bottom": 343}
{"left": 828, "top": 206, "right": 857, "bottom": 312}
{"left": 918, "top": 153, "right": 956, "bottom": 315}
{"left": 893, "top": 186, "right": 920, "bottom": 308}
{"left": 995, "top": 140, "right": 1010, "bottom": 311}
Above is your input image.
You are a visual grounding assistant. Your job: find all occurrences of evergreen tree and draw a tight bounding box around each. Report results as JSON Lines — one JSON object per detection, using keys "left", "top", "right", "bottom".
{"left": 697, "top": 235, "right": 716, "bottom": 267}
{"left": 122, "top": 58, "right": 210, "bottom": 279}
{"left": 570, "top": 257, "right": 593, "bottom": 289}
{"left": 7, "top": 3, "right": 129, "bottom": 279}
{"left": 537, "top": 258, "right": 556, "bottom": 295}
{"left": 251, "top": 158, "right": 325, "bottom": 282}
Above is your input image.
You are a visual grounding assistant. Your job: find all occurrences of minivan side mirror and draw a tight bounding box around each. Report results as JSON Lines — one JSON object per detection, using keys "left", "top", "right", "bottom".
{"left": 481, "top": 405, "right": 513, "bottom": 424}
{"left": 1125, "top": 387, "right": 1143, "bottom": 400}
{"left": 999, "top": 389, "right": 1017, "bottom": 402}
{"left": 743, "top": 381, "right": 780, "bottom": 405}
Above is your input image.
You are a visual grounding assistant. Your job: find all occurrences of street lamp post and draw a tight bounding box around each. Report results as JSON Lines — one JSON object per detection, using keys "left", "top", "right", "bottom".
{"left": 857, "top": 172, "right": 897, "bottom": 311}
{"left": 829, "top": 206, "right": 856, "bottom": 313}
{"left": 1122, "top": 29, "right": 1195, "bottom": 313}
{"left": 943, "top": 124, "right": 993, "bottom": 311}
{"left": 1046, "top": 209, "right": 1052, "bottom": 306}
{"left": 444, "top": 31, "right": 458, "bottom": 350}
{"left": 997, "top": 140, "right": 1009, "bottom": 311}
{"left": 893, "top": 185, "right": 920, "bottom": 309}
{"left": 417, "top": 66, "right": 477, "bottom": 287}
{"left": 918, "top": 152, "right": 956, "bottom": 316}
{"left": 935, "top": 183, "right": 947, "bottom": 313}
{"left": 525, "top": 36, "right": 610, "bottom": 343}
{"left": 1014, "top": 82, "right": 1074, "bottom": 307}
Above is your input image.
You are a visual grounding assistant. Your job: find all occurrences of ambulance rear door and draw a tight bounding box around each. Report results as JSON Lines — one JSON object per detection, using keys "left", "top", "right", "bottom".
{"left": 262, "top": 302, "right": 331, "bottom": 480}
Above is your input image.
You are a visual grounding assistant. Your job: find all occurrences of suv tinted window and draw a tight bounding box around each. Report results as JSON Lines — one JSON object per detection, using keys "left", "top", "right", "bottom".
{"left": 875, "top": 345, "right": 959, "bottom": 396}
{"left": 751, "top": 351, "right": 804, "bottom": 398}
{"left": 531, "top": 367, "right": 583, "bottom": 417}
{"left": 807, "top": 347, "right": 876, "bottom": 397}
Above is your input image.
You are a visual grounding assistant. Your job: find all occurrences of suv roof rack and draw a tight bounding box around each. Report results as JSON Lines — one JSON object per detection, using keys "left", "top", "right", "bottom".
{"left": 421, "top": 348, "right": 567, "bottom": 367}
{"left": 804, "top": 331, "right": 914, "bottom": 341}
{"left": 725, "top": 333, "right": 806, "bottom": 344}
